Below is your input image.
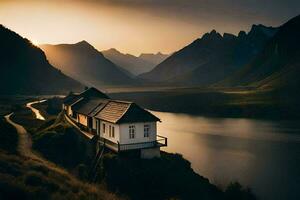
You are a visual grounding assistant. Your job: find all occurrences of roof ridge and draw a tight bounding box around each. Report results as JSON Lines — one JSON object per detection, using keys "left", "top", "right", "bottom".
{"left": 115, "top": 102, "right": 133, "bottom": 123}
{"left": 88, "top": 100, "right": 109, "bottom": 116}
{"left": 109, "top": 99, "right": 133, "bottom": 104}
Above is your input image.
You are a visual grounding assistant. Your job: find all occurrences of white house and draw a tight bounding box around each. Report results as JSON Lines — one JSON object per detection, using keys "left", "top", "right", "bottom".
{"left": 63, "top": 88, "right": 167, "bottom": 158}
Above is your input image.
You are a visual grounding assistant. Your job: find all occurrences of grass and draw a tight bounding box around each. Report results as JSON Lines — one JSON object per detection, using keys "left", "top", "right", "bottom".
{"left": 0, "top": 99, "right": 123, "bottom": 200}
{"left": 97, "top": 151, "right": 256, "bottom": 200}
{"left": 0, "top": 95, "right": 35, "bottom": 116}
{"left": 0, "top": 150, "right": 121, "bottom": 200}
{"left": 0, "top": 118, "right": 19, "bottom": 154}
{"left": 32, "top": 112, "right": 95, "bottom": 173}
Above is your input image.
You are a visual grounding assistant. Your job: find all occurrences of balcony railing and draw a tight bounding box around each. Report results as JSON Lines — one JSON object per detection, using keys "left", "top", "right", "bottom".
{"left": 98, "top": 135, "right": 167, "bottom": 152}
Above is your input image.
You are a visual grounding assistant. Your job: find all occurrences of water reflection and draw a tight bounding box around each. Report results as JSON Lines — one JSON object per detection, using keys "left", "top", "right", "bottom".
{"left": 151, "top": 111, "right": 300, "bottom": 200}
{"left": 26, "top": 100, "right": 46, "bottom": 120}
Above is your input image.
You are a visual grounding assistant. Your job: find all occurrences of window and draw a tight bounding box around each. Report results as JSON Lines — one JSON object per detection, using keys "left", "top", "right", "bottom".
{"left": 102, "top": 123, "right": 105, "bottom": 134}
{"left": 109, "top": 125, "right": 112, "bottom": 137}
{"left": 129, "top": 125, "right": 135, "bottom": 139}
{"left": 144, "top": 124, "right": 150, "bottom": 137}
{"left": 112, "top": 126, "right": 115, "bottom": 138}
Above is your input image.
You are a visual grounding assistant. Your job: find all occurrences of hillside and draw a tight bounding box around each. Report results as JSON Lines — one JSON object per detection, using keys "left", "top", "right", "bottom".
{"left": 40, "top": 42, "right": 136, "bottom": 88}
{"left": 139, "top": 25, "right": 277, "bottom": 86}
{"left": 0, "top": 110, "right": 121, "bottom": 200}
{"left": 0, "top": 25, "right": 83, "bottom": 94}
{"left": 221, "top": 15, "right": 300, "bottom": 93}
{"left": 102, "top": 48, "right": 166, "bottom": 75}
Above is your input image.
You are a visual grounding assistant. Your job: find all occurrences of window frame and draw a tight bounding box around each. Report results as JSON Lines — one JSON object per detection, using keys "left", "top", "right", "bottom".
{"left": 102, "top": 123, "right": 106, "bottom": 134}
{"left": 112, "top": 126, "right": 115, "bottom": 138}
{"left": 129, "top": 125, "right": 135, "bottom": 139}
{"left": 144, "top": 124, "right": 150, "bottom": 137}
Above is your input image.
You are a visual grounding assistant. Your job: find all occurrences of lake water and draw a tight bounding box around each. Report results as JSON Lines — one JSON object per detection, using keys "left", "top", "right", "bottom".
{"left": 151, "top": 111, "right": 300, "bottom": 200}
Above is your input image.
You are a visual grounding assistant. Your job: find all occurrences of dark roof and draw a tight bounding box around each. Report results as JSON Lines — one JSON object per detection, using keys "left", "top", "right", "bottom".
{"left": 95, "top": 100, "right": 160, "bottom": 124}
{"left": 79, "top": 87, "right": 109, "bottom": 99}
{"left": 72, "top": 98, "right": 108, "bottom": 116}
{"left": 63, "top": 87, "right": 109, "bottom": 106}
{"left": 63, "top": 94, "right": 82, "bottom": 106}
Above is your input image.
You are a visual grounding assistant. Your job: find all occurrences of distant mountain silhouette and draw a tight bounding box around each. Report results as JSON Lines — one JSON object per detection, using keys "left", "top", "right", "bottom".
{"left": 139, "top": 52, "right": 169, "bottom": 66}
{"left": 40, "top": 42, "right": 137, "bottom": 88}
{"left": 221, "top": 15, "right": 300, "bottom": 92}
{"left": 0, "top": 25, "right": 83, "bottom": 95}
{"left": 139, "top": 25, "right": 278, "bottom": 86}
{"left": 102, "top": 48, "right": 168, "bottom": 75}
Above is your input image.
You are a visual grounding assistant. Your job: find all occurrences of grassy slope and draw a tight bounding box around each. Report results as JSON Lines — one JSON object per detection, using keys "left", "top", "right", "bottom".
{"left": 32, "top": 112, "right": 95, "bottom": 170}
{"left": 0, "top": 97, "right": 122, "bottom": 200}
{"left": 0, "top": 150, "right": 120, "bottom": 200}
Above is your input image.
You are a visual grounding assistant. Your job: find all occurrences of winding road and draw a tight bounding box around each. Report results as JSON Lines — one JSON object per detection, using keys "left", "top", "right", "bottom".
{"left": 4, "top": 113, "right": 35, "bottom": 158}
{"left": 4, "top": 101, "right": 69, "bottom": 175}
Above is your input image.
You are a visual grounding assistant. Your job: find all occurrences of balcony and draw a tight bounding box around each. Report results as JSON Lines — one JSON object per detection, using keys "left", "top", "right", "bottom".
{"left": 99, "top": 135, "right": 167, "bottom": 152}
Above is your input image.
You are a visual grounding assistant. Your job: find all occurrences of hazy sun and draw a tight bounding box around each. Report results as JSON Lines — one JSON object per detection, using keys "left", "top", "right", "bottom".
{"left": 30, "top": 39, "right": 39, "bottom": 46}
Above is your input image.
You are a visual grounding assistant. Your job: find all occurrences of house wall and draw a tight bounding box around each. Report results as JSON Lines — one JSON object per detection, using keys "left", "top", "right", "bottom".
{"left": 67, "top": 105, "right": 73, "bottom": 116}
{"left": 78, "top": 113, "right": 88, "bottom": 127}
{"left": 92, "top": 117, "right": 97, "bottom": 130}
{"left": 99, "top": 120, "right": 120, "bottom": 144}
{"left": 119, "top": 122, "right": 157, "bottom": 145}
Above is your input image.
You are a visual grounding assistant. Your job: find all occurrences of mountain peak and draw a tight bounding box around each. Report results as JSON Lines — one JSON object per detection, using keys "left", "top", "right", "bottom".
{"left": 202, "top": 29, "right": 222, "bottom": 41}
{"left": 249, "top": 24, "right": 278, "bottom": 37}
{"left": 105, "top": 48, "right": 122, "bottom": 54}
{"left": 75, "top": 40, "right": 95, "bottom": 48}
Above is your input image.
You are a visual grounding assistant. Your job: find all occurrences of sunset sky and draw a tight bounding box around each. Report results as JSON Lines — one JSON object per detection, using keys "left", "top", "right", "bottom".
{"left": 0, "top": 0, "right": 299, "bottom": 55}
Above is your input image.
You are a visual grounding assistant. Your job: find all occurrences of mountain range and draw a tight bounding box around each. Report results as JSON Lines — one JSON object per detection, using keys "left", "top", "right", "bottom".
{"left": 102, "top": 48, "right": 168, "bottom": 75}
{"left": 221, "top": 14, "right": 300, "bottom": 93}
{"left": 40, "top": 42, "right": 137, "bottom": 88}
{"left": 0, "top": 25, "right": 83, "bottom": 94}
{"left": 139, "top": 24, "right": 278, "bottom": 86}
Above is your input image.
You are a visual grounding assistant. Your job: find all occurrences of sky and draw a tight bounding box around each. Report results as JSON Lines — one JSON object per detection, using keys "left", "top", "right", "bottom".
{"left": 0, "top": 0, "right": 299, "bottom": 56}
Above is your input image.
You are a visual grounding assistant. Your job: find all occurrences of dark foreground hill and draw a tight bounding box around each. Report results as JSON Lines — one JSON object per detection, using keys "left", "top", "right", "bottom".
{"left": 0, "top": 25, "right": 83, "bottom": 95}
{"left": 140, "top": 25, "right": 277, "bottom": 86}
{"left": 221, "top": 15, "right": 300, "bottom": 93}
{"left": 40, "top": 42, "right": 137, "bottom": 88}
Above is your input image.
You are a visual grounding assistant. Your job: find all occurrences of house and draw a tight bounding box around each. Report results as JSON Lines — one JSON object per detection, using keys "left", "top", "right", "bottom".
{"left": 94, "top": 100, "right": 167, "bottom": 158}
{"left": 63, "top": 87, "right": 167, "bottom": 159}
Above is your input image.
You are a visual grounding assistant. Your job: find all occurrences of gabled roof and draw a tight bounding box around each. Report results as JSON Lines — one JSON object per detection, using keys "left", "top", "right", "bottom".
{"left": 80, "top": 87, "right": 109, "bottom": 99}
{"left": 63, "top": 93, "right": 81, "bottom": 106}
{"left": 95, "top": 100, "right": 160, "bottom": 124}
{"left": 63, "top": 87, "right": 109, "bottom": 106}
{"left": 72, "top": 98, "right": 108, "bottom": 117}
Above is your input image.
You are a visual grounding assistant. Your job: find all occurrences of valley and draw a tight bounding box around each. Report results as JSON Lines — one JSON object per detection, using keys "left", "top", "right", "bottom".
{"left": 0, "top": 2, "right": 299, "bottom": 199}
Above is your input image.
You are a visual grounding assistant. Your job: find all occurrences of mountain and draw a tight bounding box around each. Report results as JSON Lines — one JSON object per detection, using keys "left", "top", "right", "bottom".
{"left": 221, "top": 15, "right": 300, "bottom": 92}
{"left": 102, "top": 48, "right": 168, "bottom": 75}
{"left": 0, "top": 25, "right": 83, "bottom": 95}
{"left": 139, "top": 25, "right": 278, "bottom": 86}
{"left": 139, "top": 52, "right": 169, "bottom": 66}
{"left": 40, "top": 42, "right": 136, "bottom": 88}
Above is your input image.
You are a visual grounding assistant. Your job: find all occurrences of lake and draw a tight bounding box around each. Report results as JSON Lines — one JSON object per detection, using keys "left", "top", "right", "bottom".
{"left": 152, "top": 111, "right": 300, "bottom": 200}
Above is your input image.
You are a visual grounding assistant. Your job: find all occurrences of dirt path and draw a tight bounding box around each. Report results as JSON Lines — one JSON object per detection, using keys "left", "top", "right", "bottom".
{"left": 4, "top": 113, "right": 36, "bottom": 158}
{"left": 4, "top": 113, "right": 70, "bottom": 175}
